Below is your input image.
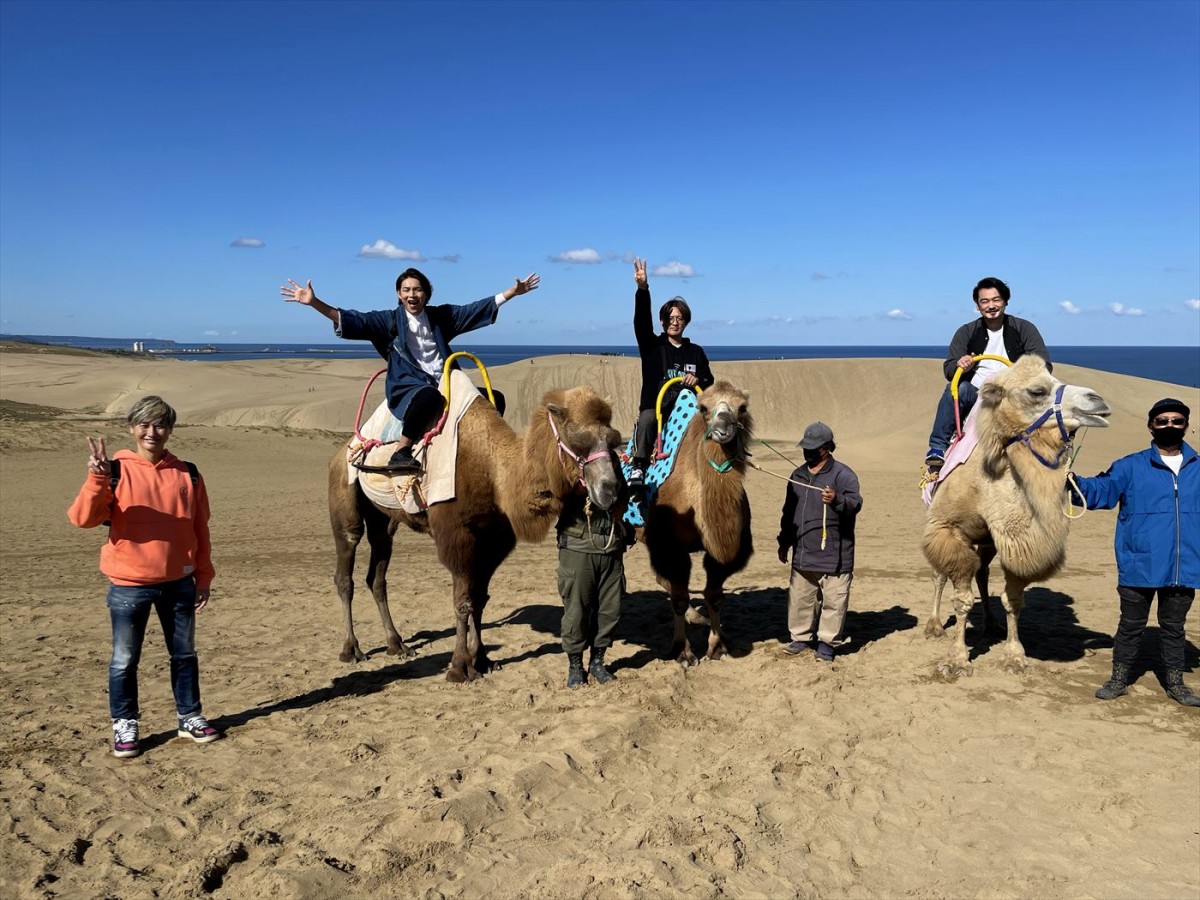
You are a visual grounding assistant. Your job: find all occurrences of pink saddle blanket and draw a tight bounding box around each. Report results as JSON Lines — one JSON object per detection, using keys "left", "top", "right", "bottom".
{"left": 921, "top": 403, "right": 983, "bottom": 508}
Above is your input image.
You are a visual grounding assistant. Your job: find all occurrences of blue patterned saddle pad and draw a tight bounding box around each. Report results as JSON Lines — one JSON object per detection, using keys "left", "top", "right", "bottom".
{"left": 622, "top": 389, "right": 699, "bottom": 527}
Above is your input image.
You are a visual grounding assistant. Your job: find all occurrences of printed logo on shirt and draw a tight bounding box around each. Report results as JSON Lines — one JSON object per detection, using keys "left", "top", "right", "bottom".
{"left": 684, "top": 364, "right": 697, "bottom": 375}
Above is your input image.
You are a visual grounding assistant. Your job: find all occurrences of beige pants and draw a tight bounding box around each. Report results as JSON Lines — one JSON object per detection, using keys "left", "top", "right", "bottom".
{"left": 787, "top": 570, "right": 853, "bottom": 646}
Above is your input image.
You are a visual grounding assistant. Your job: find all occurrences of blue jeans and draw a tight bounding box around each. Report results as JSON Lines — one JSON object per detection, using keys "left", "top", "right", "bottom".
{"left": 927, "top": 381, "right": 978, "bottom": 455}
{"left": 107, "top": 576, "right": 202, "bottom": 720}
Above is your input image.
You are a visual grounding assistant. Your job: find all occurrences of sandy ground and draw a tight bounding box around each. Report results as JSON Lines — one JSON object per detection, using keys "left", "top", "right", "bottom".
{"left": 1, "top": 343, "right": 1198, "bottom": 899}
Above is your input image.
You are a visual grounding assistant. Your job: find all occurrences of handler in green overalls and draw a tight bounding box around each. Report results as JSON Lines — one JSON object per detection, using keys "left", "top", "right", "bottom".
{"left": 556, "top": 485, "right": 629, "bottom": 689}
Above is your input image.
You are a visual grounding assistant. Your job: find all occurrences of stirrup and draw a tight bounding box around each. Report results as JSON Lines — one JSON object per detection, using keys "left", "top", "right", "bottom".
{"left": 352, "top": 459, "right": 422, "bottom": 476}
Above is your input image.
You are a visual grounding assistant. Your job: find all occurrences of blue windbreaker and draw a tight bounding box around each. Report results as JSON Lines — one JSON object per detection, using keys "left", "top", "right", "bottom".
{"left": 1072, "top": 442, "right": 1199, "bottom": 588}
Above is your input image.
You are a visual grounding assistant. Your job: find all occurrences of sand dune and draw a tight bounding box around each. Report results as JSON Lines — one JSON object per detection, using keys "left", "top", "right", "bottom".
{"left": 1, "top": 345, "right": 1197, "bottom": 898}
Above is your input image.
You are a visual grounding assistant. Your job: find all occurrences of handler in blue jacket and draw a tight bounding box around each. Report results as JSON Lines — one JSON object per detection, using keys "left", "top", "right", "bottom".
{"left": 1070, "top": 398, "right": 1199, "bottom": 707}
{"left": 283, "top": 267, "right": 539, "bottom": 471}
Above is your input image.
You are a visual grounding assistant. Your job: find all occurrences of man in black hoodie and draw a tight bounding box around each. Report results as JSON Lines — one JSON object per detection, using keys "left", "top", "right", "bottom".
{"left": 628, "top": 257, "right": 714, "bottom": 488}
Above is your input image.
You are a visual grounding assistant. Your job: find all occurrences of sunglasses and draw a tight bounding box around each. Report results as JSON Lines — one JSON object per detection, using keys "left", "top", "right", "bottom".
{"left": 1153, "top": 416, "right": 1186, "bottom": 426}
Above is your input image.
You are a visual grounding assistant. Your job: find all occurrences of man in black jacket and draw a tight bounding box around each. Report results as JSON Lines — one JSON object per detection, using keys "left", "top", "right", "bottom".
{"left": 628, "top": 257, "right": 714, "bottom": 488}
{"left": 925, "top": 276, "right": 1050, "bottom": 473}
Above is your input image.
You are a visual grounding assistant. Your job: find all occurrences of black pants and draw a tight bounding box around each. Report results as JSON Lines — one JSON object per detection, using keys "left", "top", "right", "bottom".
{"left": 1112, "top": 585, "right": 1195, "bottom": 670}
{"left": 400, "top": 386, "right": 505, "bottom": 441}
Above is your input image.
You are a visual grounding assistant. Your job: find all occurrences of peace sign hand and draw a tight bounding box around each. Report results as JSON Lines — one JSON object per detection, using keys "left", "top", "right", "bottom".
{"left": 86, "top": 435, "right": 111, "bottom": 476}
{"left": 633, "top": 257, "right": 648, "bottom": 288}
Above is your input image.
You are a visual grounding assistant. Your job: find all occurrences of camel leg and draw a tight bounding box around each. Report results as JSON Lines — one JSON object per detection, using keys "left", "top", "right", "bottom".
{"left": 999, "top": 572, "right": 1030, "bottom": 673}
{"left": 669, "top": 581, "right": 698, "bottom": 666}
{"left": 925, "top": 573, "right": 948, "bottom": 638}
{"left": 701, "top": 554, "right": 736, "bottom": 660}
{"left": 362, "top": 507, "right": 411, "bottom": 658}
{"left": 446, "top": 573, "right": 481, "bottom": 683}
{"left": 331, "top": 478, "right": 370, "bottom": 663}
{"left": 923, "top": 523, "right": 980, "bottom": 677}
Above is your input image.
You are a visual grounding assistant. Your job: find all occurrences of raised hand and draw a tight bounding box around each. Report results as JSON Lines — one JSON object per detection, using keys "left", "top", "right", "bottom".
{"left": 280, "top": 278, "right": 316, "bottom": 305}
{"left": 633, "top": 257, "right": 648, "bottom": 288}
{"left": 86, "top": 435, "right": 110, "bottom": 476}
{"left": 511, "top": 273, "right": 541, "bottom": 296}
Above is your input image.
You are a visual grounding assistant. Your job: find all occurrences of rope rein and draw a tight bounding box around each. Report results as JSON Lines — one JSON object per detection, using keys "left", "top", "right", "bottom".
{"left": 745, "top": 450, "right": 829, "bottom": 551}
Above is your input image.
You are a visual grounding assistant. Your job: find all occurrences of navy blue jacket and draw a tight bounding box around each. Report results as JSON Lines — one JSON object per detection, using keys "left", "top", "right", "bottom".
{"left": 336, "top": 297, "right": 498, "bottom": 420}
{"left": 1072, "top": 442, "right": 1199, "bottom": 588}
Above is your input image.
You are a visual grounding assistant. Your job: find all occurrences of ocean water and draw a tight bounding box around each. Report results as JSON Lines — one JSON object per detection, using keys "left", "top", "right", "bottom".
{"left": 4, "top": 334, "right": 1197, "bottom": 388}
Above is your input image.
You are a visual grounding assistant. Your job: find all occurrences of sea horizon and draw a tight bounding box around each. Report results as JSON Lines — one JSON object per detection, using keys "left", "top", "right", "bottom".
{"left": 3, "top": 332, "right": 1198, "bottom": 388}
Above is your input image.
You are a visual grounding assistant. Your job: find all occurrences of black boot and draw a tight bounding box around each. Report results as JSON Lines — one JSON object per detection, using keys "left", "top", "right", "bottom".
{"left": 1095, "top": 662, "right": 1131, "bottom": 700}
{"left": 566, "top": 653, "right": 586, "bottom": 689}
{"left": 588, "top": 647, "right": 616, "bottom": 685}
{"left": 1165, "top": 669, "right": 1200, "bottom": 707}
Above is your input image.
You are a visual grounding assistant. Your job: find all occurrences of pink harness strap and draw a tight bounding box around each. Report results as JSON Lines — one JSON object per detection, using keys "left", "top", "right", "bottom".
{"left": 548, "top": 413, "right": 609, "bottom": 488}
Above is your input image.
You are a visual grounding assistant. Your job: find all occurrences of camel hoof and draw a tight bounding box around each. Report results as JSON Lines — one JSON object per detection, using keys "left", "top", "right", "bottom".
{"left": 340, "top": 643, "right": 367, "bottom": 663}
{"left": 937, "top": 660, "right": 973, "bottom": 679}
{"left": 685, "top": 606, "right": 710, "bottom": 626}
{"left": 672, "top": 646, "right": 698, "bottom": 667}
{"left": 446, "top": 665, "right": 480, "bottom": 683}
{"left": 706, "top": 645, "right": 727, "bottom": 661}
{"left": 387, "top": 642, "right": 416, "bottom": 659}
{"left": 1002, "top": 657, "right": 1030, "bottom": 675}
{"left": 924, "top": 621, "right": 946, "bottom": 640}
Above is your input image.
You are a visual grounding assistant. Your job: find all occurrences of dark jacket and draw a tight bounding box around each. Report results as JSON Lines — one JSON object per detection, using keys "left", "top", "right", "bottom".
{"left": 1072, "top": 442, "right": 1199, "bottom": 588}
{"left": 777, "top": 457, "right": 862, "bottom": 574}
{"left": 942, "top": 314, "right": 1051, "bottom": 381}
{"left": 556, "top": 489, "right": 628, "bottom": 555}
{"left": 336, "top": 296, "right": 498, "bottom": 421}
{"left": 634, "top": 287, "right": 714, "bottom": 413}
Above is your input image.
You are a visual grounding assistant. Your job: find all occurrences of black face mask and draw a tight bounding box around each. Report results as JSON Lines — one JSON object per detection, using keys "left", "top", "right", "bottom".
{"left": 1152, "top": 426, "right": 1186, "bottom": 449}
{"left": 803, "top": 448, "right": 824, "bottom": 466}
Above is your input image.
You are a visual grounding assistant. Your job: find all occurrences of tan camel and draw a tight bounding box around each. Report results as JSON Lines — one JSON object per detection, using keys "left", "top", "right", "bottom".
{"left": 328, "top": 386, "right": 622, "bottom": 682}
{"left": 640, "top": 381, "right": 754, "bottom": 664}
{"left": 922, "top": 355, "right": 1111, "bottom": 676}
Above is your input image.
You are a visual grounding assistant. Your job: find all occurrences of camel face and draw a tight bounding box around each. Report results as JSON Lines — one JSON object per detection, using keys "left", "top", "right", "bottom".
{"left": 546, "top": 390, "right": 623, "bottom": 512}
{"left": 979, "top": 356, "right": 1111, "bottom": 436}
{"left": 698, "top": 381, "right": 752, "bottom": 446}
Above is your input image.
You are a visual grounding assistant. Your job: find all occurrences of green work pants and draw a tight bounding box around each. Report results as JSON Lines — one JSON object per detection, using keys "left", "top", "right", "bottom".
{"left": 558, "top": 549, "right": 624, "bottom": 654}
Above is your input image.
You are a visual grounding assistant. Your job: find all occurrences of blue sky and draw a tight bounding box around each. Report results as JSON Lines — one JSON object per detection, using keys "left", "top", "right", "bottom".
{"left": 1, "top": 0, "right": 1198, "bottom": 347}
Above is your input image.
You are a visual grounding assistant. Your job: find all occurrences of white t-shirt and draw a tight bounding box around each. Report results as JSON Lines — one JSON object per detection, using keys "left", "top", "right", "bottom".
{"left": 1161, "top": 452, "right": 1184, "bottom": 475}
{"left": 971, "top": 328, "right": 1010, "bottom": 387}
{"left": 403, "top": 294, "right": 508, "bottom": 378}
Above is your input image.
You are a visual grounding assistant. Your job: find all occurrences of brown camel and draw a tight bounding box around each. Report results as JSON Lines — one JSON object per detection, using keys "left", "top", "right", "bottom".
{"left": 640, "top": 380, "right": 754, "bottom": 664}
{"left": 328, "top": 386, "right": 622, "bottom": 682}
{"left": 922, "top": 355, "right": 1111, "bottom": 676}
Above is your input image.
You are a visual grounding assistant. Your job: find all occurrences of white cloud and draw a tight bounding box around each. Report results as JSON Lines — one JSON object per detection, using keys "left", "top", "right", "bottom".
{"left": 436, "top": 254, "right": 461, "bottom": 263}
{"left": 1060, "top": 300, "right": 1081, "bottom": 314}
{"left": 203, "top": 329, "right": 220, "bottom": 336}
{"left": 1109, "top": 302, "right": 1144, "bottom": 317}
{"left": 549, "top": 248, "right": 602, "bottom": 264}
{"left": 652, "top": 260, "right": 696, "bottom": 278}
{"left": 230, "top": 237, "right": 264, "bottom": 248}
{"left": 886, "top": 308, "right": 912, "bottom": 320}
{"left": 358, "top": 240, "right": 425, "bottom": 261}
{"left": 1187, "top": 298, "right": 1200, "bottom": 311}
{"left": 811, "top": 271, "right": 831, "bottom": 281}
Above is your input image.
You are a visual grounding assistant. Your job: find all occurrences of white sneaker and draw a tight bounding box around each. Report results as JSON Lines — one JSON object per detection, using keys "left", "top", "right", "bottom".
{"left": 112, "top": 718, "right": 140, "bottom": 758}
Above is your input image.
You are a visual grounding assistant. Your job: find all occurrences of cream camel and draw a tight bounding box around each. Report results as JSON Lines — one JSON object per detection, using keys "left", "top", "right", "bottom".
{"left": 922, "top": 355, "right": 1111, "bottom": 676}
{"left": 640, "top": 381, "right": 754, "bottom": 664}
{"left": 328, "top": 387, "right": 622, "bottom": 682}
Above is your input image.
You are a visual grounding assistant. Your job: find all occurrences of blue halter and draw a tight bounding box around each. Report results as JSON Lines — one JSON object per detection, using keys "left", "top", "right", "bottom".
{"left": 1004, "top": 384, "right": 1071, "bottom": 468}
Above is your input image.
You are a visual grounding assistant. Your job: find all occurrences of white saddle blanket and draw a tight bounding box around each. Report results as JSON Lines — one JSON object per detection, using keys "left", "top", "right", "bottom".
{"left": 346, "top": 369, "right": 481, "bottom": 513}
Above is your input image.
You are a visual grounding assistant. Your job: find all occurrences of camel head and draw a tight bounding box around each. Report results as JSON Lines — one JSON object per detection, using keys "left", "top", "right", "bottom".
{"left": 542, "top": 386, "right": 622, "bottom": 511}
{"left": 976, "top": 355, "right": 1111, "bottom": 475}
{"left": 697, "top": 380, "right": 754, "bottom": 448}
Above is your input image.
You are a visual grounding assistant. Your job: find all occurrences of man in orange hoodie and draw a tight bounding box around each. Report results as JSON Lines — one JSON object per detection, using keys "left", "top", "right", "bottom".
{"left": 68, "top": 395, "right": 218, "bottom": 758}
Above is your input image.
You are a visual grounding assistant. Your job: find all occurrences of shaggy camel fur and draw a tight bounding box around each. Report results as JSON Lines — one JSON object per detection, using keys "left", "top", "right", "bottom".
{"left": 922, "top": 356, "right": 1111, "bottom": 676}
{"left": 641, "top": 381, "right": 754, "bottom": 664}
{"left": 328, "top": 387, "right": 622, "bottom": 682}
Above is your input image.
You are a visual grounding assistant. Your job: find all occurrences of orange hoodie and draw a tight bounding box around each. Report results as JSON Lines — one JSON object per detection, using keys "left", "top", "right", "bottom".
{"left": 67, "top": 449, "right": 214, "bottom": 590}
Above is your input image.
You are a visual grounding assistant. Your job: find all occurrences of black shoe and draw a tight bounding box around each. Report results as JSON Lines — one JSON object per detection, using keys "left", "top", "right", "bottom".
{"left": 566, "top": 653, "right": 586, "bottom": 689}
{"left": 384, "top": 447, "right": 421, "bottom": 474}
{"left": 1096, "top": 662, "right": 1131, "bottom": 700}
{"left": 1165, "top": 669, "right": 1200, "bottom": 707}
{"left": 627, "top": 464, "right": 646, "bottom": 489}
{"left": 588, "top": 648, "right": 616, "bottom": 685}
{"left": 924, "top": 450, "right": 945, "bottom": 473}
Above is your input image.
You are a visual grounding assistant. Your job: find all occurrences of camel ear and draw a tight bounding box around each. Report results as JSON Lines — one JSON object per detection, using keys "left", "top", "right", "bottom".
{"left": 979, "top": 381, "right": 1004, "bottom": 409}
{"left": 546, "top": 402, "right": 566, "bottom": 421}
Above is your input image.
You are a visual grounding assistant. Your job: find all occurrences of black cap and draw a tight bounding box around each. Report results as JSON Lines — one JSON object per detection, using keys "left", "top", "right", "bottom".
{"left": 1148, "top": 398, "right": 1190, "bottom": 421}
